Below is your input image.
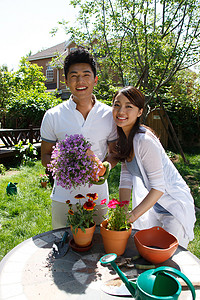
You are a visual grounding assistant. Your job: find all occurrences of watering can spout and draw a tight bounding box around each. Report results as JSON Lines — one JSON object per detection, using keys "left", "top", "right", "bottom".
{"left": 100, "top": 253, "right": 137, "bottom": 297}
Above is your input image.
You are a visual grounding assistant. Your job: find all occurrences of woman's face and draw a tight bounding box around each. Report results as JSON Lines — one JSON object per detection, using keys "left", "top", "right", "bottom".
{"left": 112, "top": 92, "right": 143, "bottom": 136}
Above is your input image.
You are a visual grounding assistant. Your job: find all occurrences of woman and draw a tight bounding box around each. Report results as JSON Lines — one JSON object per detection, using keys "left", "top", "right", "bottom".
{"left": 112, "top": 86, "right": 196, "bottom": 248}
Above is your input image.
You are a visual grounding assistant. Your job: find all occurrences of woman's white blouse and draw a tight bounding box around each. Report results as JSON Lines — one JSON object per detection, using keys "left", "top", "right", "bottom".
{"left": 119, "top": 127, "right": 196, "bottom": 240}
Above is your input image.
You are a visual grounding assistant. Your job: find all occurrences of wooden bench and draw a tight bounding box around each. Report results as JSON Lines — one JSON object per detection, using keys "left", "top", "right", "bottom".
{"left": 0, "top": 127, "right": 41, "bottom": 160}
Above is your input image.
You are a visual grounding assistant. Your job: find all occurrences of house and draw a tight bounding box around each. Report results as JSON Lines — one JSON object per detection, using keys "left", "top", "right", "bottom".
{"left": 28, "top": 40, "right": 77, "bottom": 99}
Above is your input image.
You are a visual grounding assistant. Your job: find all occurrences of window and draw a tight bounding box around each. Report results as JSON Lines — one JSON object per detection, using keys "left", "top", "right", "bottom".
{"left": 46, "top": 66, "right": 54, "bottom": 81}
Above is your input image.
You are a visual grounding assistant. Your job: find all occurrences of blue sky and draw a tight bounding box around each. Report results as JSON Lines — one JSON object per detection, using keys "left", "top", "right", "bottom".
{"left": 0, "top": 0, "right": 77, "bottom": 71}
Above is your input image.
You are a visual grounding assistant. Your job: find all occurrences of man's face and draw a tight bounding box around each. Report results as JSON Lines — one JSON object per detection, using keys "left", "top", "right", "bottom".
{"left": 65, "top": 63, "right": 98, "bottom": 102}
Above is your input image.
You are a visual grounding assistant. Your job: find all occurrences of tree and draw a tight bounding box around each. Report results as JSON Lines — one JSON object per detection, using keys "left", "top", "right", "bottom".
{"left": 62, "top": 0, "right": 200, "bottom": 103}
{"left": 57, "top": 0, "right": 200, "bottom": 159}
{"left": 14, "top": 57, "right": 47, "bottom": 93}
{"left": 0, "top": 65, "right": 16, "bottom": 127}
{"left": 1, "top": 58, "right": 62, "bottom": 128}
{"left": 162, "top": 69, "right": 200, "bottom": 146}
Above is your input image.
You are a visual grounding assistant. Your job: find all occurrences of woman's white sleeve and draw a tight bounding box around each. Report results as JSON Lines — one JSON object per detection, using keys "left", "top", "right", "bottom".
{"left": 139, "top": 136, "right": 165, "bottom": 193}
{"left": 119, "top": 162, "right": 133, "bottom": 189}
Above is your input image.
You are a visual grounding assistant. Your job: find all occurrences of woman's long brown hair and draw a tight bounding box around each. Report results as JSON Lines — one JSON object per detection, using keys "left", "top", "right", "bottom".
{"left": 112, "top": 86, "right": 145, "bottom": 161}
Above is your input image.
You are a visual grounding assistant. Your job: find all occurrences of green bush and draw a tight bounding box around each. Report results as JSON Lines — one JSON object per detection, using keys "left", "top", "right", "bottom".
{"left": 5, "top": 90, "right": 62, "bottom": 128}
{"left": 14, "top": 142, "right": 38, "bottom": 165}
{"left": 0, "top": 164, "right": 6, "bottom": 175}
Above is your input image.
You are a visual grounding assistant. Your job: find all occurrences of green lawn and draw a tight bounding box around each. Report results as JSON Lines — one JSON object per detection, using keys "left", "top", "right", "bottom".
{"left": 0, "top": 161, "right": 52, "bottom": 261}
{"left": 173, "top": 151, "right": 200, "bottom": 258}
{"left": 0, "top": 150, "right": 199, "bottom": 261}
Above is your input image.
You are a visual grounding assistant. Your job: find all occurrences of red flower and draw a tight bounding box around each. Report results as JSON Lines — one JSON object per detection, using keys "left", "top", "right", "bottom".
{"left": 74, "top": 194, "right": 85, "bottom": 200}
{"left": 86, "top": 193, "right": 98, "bottom": 201}
{"left": 122, "top": 200, "right": 129, "bottom": 206}
{"left": 66, "top": 200, "right": 71, "bottom": 204}
{"left": 118, "top": 200, "right": 130, "bottom": 207}
{"left": 68, "top": 209, "right": 74, "bottom": 215}
{"left": 83, "top": 200, "right": 96, "bottom": 211}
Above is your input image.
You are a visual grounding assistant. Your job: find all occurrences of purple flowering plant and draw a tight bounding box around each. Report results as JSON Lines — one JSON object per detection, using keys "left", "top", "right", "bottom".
{"left": 47, "top": 134, "right": 100, "bottom": 190}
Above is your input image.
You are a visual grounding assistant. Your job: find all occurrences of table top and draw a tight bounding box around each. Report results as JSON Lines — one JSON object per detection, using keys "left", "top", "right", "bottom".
{"left": 0, "top": 227, "right": 200, "bottom": 300}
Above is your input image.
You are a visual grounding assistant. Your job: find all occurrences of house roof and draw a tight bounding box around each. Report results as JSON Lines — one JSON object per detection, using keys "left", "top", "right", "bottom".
{"left": 28, "top": 40, "right": 72, "bottom": 61}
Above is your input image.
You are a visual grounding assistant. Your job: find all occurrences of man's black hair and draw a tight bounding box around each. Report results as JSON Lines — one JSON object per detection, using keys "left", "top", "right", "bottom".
{"left": 64, "top": 48, "right": 97, "bottom": 78}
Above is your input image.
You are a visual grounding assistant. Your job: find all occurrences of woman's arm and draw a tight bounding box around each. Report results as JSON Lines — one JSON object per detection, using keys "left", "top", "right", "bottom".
{"left": 128, "top": 188, "right": 164, "bottom": 223}
{"left": 119, "top": 188, "right": 132, "bottom": 202}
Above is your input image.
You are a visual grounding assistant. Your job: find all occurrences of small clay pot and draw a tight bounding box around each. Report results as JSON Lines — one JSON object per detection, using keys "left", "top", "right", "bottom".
{"left": 71, "top": 223, "right": 96, "bottom": 247}
{"left": 41, "top": 182, "right": 47, "bottom": 188}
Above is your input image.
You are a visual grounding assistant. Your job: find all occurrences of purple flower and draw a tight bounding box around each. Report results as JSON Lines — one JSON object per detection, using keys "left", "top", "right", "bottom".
{"left": 47, "top": 134, "right": 99, "bottom": 190}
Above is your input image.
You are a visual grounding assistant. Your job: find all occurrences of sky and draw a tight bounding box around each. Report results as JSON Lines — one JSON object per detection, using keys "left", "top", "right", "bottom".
{"left": 0, "top": 0, "right": 77, "bottom": 71}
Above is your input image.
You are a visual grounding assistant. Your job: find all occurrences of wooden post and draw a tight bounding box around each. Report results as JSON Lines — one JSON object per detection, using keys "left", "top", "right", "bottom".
{"left": 158, "top": 99, "right": 188, "bottom": 164}
{"left": 29, "top": 124, "right": 33, "bottom": 144}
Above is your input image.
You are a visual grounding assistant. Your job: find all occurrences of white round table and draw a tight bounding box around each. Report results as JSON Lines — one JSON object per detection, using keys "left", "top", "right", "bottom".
{"left": 0, "top": 227, "right": 200, "bottom": 299}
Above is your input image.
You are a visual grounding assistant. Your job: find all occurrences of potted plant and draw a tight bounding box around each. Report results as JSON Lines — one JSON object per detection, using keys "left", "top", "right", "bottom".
{"left": 100, "top": 198, "right": 132, "bottom": 256}
{"left": 66, "top": 193, "right": 98, "bottom": 247}
{"left": 47, "top": 134, "right": 106, "bottom": 190}
{"left": 39, "top": 174, "right": 49, "bottom": 188}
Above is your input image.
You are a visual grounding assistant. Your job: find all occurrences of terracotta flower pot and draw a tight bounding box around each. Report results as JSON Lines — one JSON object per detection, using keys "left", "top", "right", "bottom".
{"left": 71, "top": 223, "right": 96, "bottom": 247}
{"left": 100, "top": 220, "right": 132, "bottom": 256}
{"left": 41, "top": 181, "right": 47, "bottom": 188}
{"left": 134, "top": 226, "right": 179, "bottom": 264}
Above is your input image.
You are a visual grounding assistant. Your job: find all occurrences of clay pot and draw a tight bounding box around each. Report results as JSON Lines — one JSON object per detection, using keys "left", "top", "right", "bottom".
{"left": 41, "top": 182, "right": 47, "bottom": 188}
{"left": 94, "top": 156, "right": 106, "bottom": 177}
{"left": 100, "top": 220, "right": 132, "bottom": 256}
{"left": 86, "top": 149, "right": 106, "bottom": 180}
{"left": 134, "top": 226, "right": 179, "bottom": 264}
{"left": 71, "top": 223, "right": 96, "bottom": 247}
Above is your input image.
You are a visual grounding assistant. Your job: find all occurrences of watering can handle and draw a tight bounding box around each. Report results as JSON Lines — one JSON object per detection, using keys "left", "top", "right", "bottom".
{"left": 154, "top": 266, "right": 196, "bottom": 299}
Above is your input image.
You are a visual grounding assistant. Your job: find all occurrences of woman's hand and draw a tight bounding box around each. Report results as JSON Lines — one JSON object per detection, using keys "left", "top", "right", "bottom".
{"left": 128, "top": 210, "right": 137, "bottom": 223}
{"left": 128, "top": 188, "right": 164, "bottom": 223}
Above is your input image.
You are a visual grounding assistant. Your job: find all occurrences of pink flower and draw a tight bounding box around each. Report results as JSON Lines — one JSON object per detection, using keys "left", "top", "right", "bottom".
{"left": 100, "top": 197, "right": 130, "bottom": 231}
{"left": 107, "top": 199, "right": 120, "bottom": 209}
{"left": 100, "top": 198, "right": 107, "bottom": 205}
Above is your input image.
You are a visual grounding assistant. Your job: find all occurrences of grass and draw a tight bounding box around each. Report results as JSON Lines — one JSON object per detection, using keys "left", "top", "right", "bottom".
{"left": 0, "top": 161, "right": 52, "bottom": 261}
{"left": 172, "top": 150, "right": 200, "bottom": 257}
{"left": 0, "top": 150, "right": 199, "bottom": 261}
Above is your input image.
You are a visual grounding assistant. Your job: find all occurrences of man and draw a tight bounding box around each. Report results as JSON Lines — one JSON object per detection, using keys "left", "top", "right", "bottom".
{"left": 40, "top": 48, "right": 118, "bottom": 229}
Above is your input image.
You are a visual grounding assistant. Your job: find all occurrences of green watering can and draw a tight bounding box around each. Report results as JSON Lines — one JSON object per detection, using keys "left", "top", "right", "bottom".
{"left": 6, "top": 182, "right": 18, "bottom": 195}
{"left": 100, "top": 253, "right": 196, "bottom": 299}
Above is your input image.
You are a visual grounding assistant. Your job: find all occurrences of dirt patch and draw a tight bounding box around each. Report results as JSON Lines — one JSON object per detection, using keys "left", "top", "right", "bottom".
{"left": 0, "top": 170, "right": 19, "bottom": 177}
